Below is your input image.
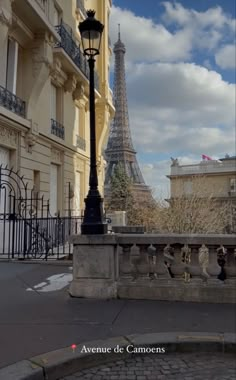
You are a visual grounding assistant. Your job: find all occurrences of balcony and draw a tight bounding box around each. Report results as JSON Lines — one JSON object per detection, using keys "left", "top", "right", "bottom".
{"left": 76, "top": 0, "right": 87, "bottom": 18}
{"left": 12, "top": 0, "right": 59, "bottom": 40}
{"left": 35, "top": 0, "right": 48, "bottom": 14}
{"left": 54, "top": 23, "right": 99, "bottom": 90}
{"left": 0, "top": 85, "right": 26, "bottom": 118}
{"left": 76, "top": 135, "right": 86, "bottom": 151}
{"left": 51, "top": 119, "right": 65, "bottom": 140}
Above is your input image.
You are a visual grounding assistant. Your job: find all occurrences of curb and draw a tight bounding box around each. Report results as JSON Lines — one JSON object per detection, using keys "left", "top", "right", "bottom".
{"left": 0, "top": 332, "right": 235, "bottom": 380}
{"left": 0, "top": 259, "right": 72, "bottom": 266}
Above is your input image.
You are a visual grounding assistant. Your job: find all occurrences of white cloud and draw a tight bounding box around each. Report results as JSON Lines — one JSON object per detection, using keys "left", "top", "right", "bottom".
{"left": 140, "top": 160, "right": 171, "bottom": 198}
{"left": 140, "top": 156, "right": 203, "bottom": 199}
{"left": 109, "top": 3, "right": 235, "bottom": 198}
{"left": 125, "top": 61, "right": 235, "bottom": 193}
{"left": 215, "top": 44, "right": 236, "bottom": 69}
{"left": 110, "top": 3, "right": 235, "bottom": 66}
{"left": 127, "top": 65, "right": 235, "bottom": 198}
{"left": 162, "top": 2, "right": 235, "bottom": 52}
{"left": 162, "top": 2, "right": 234, "bottom": 30}
{"left": 110, "top": 6, "right": 192, "bottom": 62}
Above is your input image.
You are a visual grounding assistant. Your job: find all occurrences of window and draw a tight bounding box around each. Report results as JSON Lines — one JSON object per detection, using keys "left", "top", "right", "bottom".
{"left": 0, "top": 147, "right": 10, "bottom": 214}
{"left": 75, "top": 105, "right": 80, "bottom": 133}
{"left": 50, "top": 83, "right": 57, "bottom": 121}
{"left": 50, "top": 164, "right": 58, "bottom": 215}
{"left": 230, "top": 178, "right": 236, "bottom": 192}
{"left": 74, "top": 171, "right": 81, "bottom": 214}
{"left": 33, "top": 170, "right": 40, "bottom": 196}
{"left": 184, "top": 180, "right": 192, "bottom": 195}
{"left": 50, "top": 82, "right": 63, "bottom": 122}
{"left": 6, "top": 38, "right": 18, "bottom": 94}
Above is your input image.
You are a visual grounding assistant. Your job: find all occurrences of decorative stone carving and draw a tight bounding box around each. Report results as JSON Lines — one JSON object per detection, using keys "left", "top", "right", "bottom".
{"left": 0, "top": 126, "right": 18, "bottom": 148}
{"left": 0, "top": 1, "right": 13, "bottom": 27}
{"left": 73, "top": 83, "right": 85, "bottom": 101}
{"left": 51, "top": 148, "right": 62, "bottom": 164}
{"left": 64, "top": 74, "right": 77, "bottom": 93}
{"left": 31, "top": 32, "right": 53, "bottom": 78}
{"left": 25, "top": 130, "right": 37, "bottom": 153}
{"left": 171, "top": 157, "right": 179, "bottom": 166}
{"left": 0, "top": 9, "right": 11, "bottom": 26}
{"left": 49, "top": 58, "right": 65, "bottom": 84}
{"left": 76, "top": 160, "right": 84, "bottom": 172}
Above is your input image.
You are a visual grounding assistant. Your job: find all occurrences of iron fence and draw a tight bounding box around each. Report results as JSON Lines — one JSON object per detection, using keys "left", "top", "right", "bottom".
{"left": 0, "top": 165, "right": 82, "bottom": 260}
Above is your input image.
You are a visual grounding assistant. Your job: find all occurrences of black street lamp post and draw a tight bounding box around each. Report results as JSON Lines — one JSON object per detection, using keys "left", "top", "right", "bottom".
{"left": 79, "top": 10, "right": 107, "bottom": 234}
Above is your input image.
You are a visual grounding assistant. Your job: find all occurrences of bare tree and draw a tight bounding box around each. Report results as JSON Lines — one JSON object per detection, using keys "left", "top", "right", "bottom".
{"left": 106, "top": 173, "right": 231, "bottom": 234}
{"left": 156, "top": 176, "right": 231, "bottom": 234}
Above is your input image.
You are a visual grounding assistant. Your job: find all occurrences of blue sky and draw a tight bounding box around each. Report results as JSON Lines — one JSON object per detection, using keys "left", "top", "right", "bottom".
{"left": 109, "top": 0, "right": 236, "bottom": 196}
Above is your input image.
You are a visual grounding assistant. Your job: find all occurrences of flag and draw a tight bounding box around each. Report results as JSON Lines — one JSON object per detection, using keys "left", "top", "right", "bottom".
{"left": 202, "top": 154, "right": 212, "bottom": 161}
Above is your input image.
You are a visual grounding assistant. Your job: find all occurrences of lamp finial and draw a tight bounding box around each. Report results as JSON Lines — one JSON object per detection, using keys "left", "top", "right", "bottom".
{"left": 87, "top": 9, "right": 96, "bottom": 18}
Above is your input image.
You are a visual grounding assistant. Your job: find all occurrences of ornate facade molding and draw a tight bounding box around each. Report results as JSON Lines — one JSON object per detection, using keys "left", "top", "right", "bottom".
{"left": 25, "top": 131, "right": 37, "bottom": 153}
{"left": 0, "top": 1, "right": 13, "bottom": 27}
{"left": 50, "top": 58, "right": 66, "bottom": 86}
{"left": 22, "top": 121, "right": 38, "bottom": 153}
{"left": 0, "top": 125, "right": 18, "bottom": 148}
{"left": 76, "top": 159, "right": 84, "bottom": 173}
{"left": 0, "top": 10, "right": 11, "bottom": 26}
{"left": 51, "top": 148, "right": 62, "bottom": 164}
{"left": 64, "top": 74, "right": 77, "bottom": 93}
{"left": 31, "top": 32, "right": 53, "bottom": 78}
{"left": 73, "top": 83, "right": 85, "bottom": 101}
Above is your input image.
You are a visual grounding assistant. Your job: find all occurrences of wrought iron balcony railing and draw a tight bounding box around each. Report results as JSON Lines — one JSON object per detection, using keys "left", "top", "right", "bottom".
{"left": 0, "top": 85, "right": 26, "bottom": 118}
{"left": 76, "top": 135, "right": 86, "bottom": 150}
{"left": 54, "top": 23, "right": 99, "bottom": 90}
{"left": 51, "top": 119, "right": 65, "bottom": 139}
{"left": 76, "top": 0, "right": 87, "bottom": 18}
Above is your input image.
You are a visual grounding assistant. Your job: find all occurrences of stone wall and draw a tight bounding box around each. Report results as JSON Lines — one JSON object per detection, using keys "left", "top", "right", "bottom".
{"left": 70, "top": 233, "right": 236, "bottom": 303}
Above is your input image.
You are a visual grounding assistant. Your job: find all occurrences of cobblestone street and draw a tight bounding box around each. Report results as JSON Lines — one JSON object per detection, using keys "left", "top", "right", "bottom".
{"left": 61, "top": 352, "right": 236, "bottom": 380}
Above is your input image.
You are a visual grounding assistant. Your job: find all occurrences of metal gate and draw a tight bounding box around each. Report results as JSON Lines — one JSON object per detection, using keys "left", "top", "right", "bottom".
{"left": 0, "top": 165, "right": 82, "bottom": 260}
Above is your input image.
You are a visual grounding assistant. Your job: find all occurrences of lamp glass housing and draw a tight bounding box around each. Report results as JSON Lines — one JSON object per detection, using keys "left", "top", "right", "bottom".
{"left": 79, "top": 10, "right": 104, "bottom": 57}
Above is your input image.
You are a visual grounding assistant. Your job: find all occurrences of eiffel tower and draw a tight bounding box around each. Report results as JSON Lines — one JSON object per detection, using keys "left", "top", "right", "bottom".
{"left": 105, "top": 27, "right": 151, "bottom": 199}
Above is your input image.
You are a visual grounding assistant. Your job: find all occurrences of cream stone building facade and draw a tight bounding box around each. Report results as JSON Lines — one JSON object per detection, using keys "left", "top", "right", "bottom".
{"left": 0, "top": 0, "right": 114, "bottom": 216}
{"left": 168, "top": 156, "right": 236, "bottom": 231}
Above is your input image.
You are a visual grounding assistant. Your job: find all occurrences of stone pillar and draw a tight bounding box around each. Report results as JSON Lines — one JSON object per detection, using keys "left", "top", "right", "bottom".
{"left": 69, "top": 235, "right": 118, "bottom": 299}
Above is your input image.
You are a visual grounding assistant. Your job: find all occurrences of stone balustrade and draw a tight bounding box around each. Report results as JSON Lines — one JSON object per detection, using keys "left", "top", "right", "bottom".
{"left": 116, "top": 234, "right": 236, "bottom": 303}
{"left": 69, "top": 234, "right": 236, "bottom": 302}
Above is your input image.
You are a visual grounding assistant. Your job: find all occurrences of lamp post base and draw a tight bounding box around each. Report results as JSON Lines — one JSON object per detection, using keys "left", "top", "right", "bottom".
{"left": 81, "top": 192, "right": 108, "bottom": 235}
{"left": 81, "top": 223, "right": 108, "bottom": 235}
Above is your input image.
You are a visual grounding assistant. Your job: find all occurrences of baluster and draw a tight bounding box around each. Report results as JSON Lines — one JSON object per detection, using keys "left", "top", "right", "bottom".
{"left": 170, "top": 243, "right": 186, "bottom": 280}
{"left": 206, "top": 245, "right": 221, "bottom": 283}
{"left": 119, "top": 244, "right": 133, "bottom": 280}
{"left": 224, "top": 247, "right": 236, "bottom": 285}
{"left": 153, "top": 244, "right": 170, "bottom": 279}
{"left": 135, "top": 244, "right": 150, "bottom": 280}
{"left": 187, "top": 244, "right": 202, "bottom": 283}
{"left": 147, "top": 245, "right": 156, "bottom": 279}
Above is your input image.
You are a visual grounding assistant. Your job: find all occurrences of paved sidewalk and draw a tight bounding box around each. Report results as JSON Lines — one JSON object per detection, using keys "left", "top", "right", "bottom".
{"left": 0, "top": 262, "right": 235, "bottom": 370}
{"left": 61, "top": 352, "right": 236, "bottom": 380}
{"left": 0, "top": 332, "right": 235, "bottom": 380}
